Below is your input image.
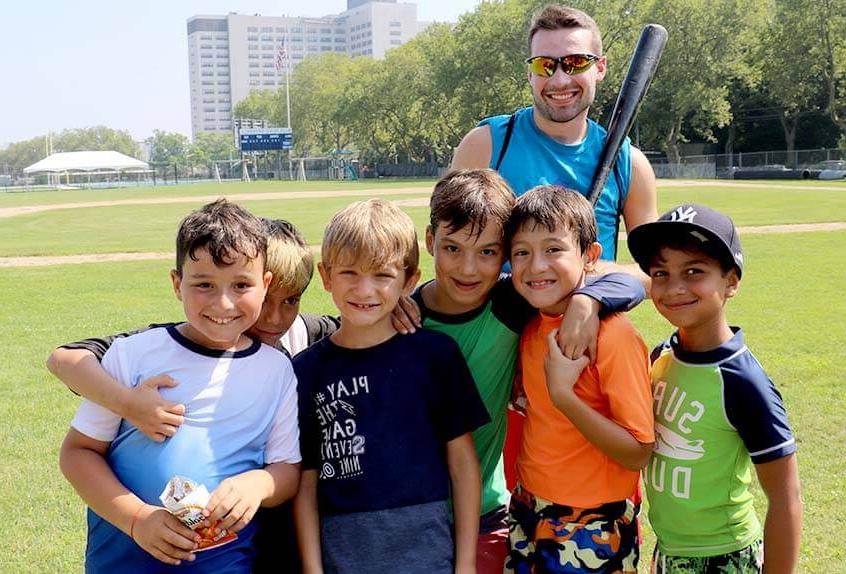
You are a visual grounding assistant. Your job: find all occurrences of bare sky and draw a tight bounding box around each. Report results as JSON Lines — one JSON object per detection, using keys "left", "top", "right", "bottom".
{"left": 1, "top": 1, "right": 480, "bottom": 144}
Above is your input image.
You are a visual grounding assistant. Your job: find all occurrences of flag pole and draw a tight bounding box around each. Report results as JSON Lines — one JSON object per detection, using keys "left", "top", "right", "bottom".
{"left": 284, "top": 40, "right": 293, "bottom": 180}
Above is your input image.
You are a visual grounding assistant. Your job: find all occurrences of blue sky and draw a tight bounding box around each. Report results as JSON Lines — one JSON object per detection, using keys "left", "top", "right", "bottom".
{"left": 1, "top": 1, "right": 480, "bottom": 144}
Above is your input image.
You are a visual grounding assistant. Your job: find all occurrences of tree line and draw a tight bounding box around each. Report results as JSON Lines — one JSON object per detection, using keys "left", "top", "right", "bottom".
{"left": 0, "top": 128, "right": 237, "bottom": 179}
{"left": 237, "top": 0, "right": 846, "bottom": 165}
{"left": 3, "top": 0, "right": 843, "bottom": 177}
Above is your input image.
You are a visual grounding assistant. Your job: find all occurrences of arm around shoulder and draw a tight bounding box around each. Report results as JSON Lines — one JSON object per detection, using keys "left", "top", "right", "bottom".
{"left": 450, "top": 125, "right": 493, "bottom": 170}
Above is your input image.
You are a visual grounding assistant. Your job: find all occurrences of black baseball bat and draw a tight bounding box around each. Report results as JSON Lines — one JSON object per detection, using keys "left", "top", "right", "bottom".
{"left": 587, "top": 24, "right": 668, "bottom": 206}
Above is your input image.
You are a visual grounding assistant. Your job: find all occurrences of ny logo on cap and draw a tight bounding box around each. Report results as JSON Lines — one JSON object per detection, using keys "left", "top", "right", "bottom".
{"left": 670, "top": 206, "right": 697, "bottom": 223}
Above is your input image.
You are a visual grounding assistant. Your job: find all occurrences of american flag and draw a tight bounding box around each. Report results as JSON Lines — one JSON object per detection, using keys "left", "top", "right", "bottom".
{"left": 275, "top": 36, "right": 288, "bottom": 73}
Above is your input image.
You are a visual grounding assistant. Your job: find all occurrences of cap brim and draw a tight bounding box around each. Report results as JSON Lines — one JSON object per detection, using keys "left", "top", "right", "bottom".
{"left": 626, "top": 220, "right": 726, "bottom": 273}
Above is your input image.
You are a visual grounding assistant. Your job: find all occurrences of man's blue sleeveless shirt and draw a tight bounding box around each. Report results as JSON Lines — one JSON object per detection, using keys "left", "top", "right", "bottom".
{"left": 479, "top": 107, "right": 631, "bottom": 261}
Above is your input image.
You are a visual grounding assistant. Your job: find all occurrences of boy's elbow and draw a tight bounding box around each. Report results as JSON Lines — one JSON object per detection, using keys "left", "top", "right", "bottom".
{"left": 45, "top": 350, "right": 62, "bottom": 377}
{"left": 624, "top": 442, "right": 654, "bottom": 471}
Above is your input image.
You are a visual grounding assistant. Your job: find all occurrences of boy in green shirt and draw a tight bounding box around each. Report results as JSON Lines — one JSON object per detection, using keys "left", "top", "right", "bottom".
{"left": 628, "top": 204, "right": 802, "bottom": 573}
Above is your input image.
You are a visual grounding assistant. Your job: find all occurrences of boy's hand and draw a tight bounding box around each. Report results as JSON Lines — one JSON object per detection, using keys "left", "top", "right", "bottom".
{"left": 203, "top": 474, "right": 265, "bottom": 533}
{"left": 122, "top": 375, "right": 185, "bottom": 442}
{"left": 545, "top": 329, "right": 589, "bottom": 410}
{"left": 132, "top": 504, "right": 199, "bottom": 566}
{"left": 558, "top": 294, "right": 601, "bottom": 362}
{"left": 391, "top": 295, "right": 422, "bottom": 334}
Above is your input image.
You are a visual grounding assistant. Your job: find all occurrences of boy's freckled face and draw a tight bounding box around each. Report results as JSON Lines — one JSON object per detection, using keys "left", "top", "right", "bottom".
{"left": 319, "top": 258, "right": 417, "bottom": 331}
{"left": 510, "top": 223, "right": 597, "bottom": 315}
{"left": 248, "top": 286, "right": 303, "bottom": 347}
{"left": 171, "top": 247, "right": 271, "bottom": 350}
{"left": 648, "top": 247, "right": 739, "bottom": 332}
{"left": 426, "top": 221, "right": 506, "bottom": 314}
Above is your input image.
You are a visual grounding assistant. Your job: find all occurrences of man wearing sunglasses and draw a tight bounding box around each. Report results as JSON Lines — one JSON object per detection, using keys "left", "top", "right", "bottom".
{"left": 451, "top": 4, "right": 657, "bottom": 267}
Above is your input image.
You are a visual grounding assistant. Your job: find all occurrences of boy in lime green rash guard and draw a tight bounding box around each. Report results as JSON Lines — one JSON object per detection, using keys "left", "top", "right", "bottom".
{"left": 628, "top": 204, "right": 802, "bottom": 573}
{"left": 409, "top": 169, "right": 646, "bottom": 573}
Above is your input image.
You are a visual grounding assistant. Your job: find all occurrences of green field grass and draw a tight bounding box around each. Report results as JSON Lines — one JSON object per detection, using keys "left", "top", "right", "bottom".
{"left": 0, "top": 179, "right": 437, "bottom": 208}
{"left": 0, "top": 180, "right": 844, "bottom": 572}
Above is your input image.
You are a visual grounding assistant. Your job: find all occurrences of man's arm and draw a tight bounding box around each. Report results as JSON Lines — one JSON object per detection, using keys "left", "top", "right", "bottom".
{"left": 46, "top": 347, "right": 184, "bottom": 441}
{"left": 622, "top": 147, "right": 658, "bottom": 232}
{"left": 450, "top": 125, "right": 493, "bottom": 170}
{"left": 756, "top": 454, "right": 802, "bottom": 573}
{"left": 293, "top": 470, "right": 323, "bottom": 574}
{"left": 595, "top": 147, "right": 658, "bottom": 289}
{"left": 446, "top": 433, "right": 481, "bottom": 574}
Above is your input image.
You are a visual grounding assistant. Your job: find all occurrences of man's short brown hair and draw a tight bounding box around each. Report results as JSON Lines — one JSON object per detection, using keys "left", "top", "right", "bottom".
{"left": 429, "top": 169, "right": 515, "bottom": 239}
{"left": 528, "top": 5, "right": 603, "bottom": 55}
{"left": 175, "top": 198, "right": 267, "bottom": 274}
{"left": 322, "top": 199, "right": 419, "bottom": 276}
{"left": 505, "top": 185, "right": 597, "bottom": 254}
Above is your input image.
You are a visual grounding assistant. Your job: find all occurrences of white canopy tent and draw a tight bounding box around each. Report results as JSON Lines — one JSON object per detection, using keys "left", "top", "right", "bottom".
{"left": 24, "top": 151, "right": 149, "bottom": 174}
{"left": 23, "top": 151, "right": 152, "bottom": 188}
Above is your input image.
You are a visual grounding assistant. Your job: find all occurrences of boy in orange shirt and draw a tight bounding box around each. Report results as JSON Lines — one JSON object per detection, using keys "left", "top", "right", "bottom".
{"left": 504, "top": 185, "right": 655, "bottom": 573}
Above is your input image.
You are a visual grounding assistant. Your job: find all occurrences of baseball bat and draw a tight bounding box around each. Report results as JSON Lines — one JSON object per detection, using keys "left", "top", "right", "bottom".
{"left": 587, "top": 23, "right": 668, "bottom": 206}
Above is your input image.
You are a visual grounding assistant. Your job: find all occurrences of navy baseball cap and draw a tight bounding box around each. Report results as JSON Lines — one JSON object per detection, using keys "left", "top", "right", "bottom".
{"left": 627, "top": 204, "right": 744, "bottom": 277}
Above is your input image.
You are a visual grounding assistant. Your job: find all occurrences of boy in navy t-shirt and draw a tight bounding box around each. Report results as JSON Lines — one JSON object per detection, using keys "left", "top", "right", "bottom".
{"left": 293, "top": 199, "right": 489, "bottom": 574}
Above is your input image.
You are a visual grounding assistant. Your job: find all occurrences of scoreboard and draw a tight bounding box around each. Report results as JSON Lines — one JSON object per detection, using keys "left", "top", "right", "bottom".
{"left": 239, "top": 128, "right": 293, "bottom": 152}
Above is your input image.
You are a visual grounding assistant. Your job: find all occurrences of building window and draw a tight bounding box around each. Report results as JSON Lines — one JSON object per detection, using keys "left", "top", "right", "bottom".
{"left": 249, "top": 44, "right": 259, "bottom": 50}
{"left": 248, "top": 35, "right": 259, "bottom": 41}
{"left": 217, "top": 80, "right": 228, "bottom": 85}
{"left": 248, "top": 27, "right": 258, "bottom": 32}
{"left": 390, "top": 21, "right": 401, "bottom": 27}
{"left": 262, "top": 44, "right": 274, "bottom": 50}
{"left": 390, "top": 31, "right": 401, "bottom": 36}
{"left": 204, "top": 106, "right": 216, "bottom": 112}
{"left": 275, "top": 27, "right": 285, "bottom": 33}
{"left": 262, "top": 53, "right": 274, "bottom": 59}
{"left": 250, "top": 71, "right": 260, "bottom": 77}
{"left": 391, "top": 39, "right": 402, "bottom": 45}
{"left": 249, "top": 62, "right": 259, "bottom": 68}
{"left": 248, "top": 53, "right": 259, "bottom": 59}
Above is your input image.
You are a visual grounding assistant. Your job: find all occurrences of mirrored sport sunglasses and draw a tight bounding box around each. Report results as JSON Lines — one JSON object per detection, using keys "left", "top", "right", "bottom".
{"left": 525, "top": 54, "right": 600, "bottom": 77}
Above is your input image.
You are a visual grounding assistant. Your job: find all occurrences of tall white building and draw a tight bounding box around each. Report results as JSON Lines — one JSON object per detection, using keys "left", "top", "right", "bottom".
{"left": 187, "top": 1, "right": 419, "bottom": 139}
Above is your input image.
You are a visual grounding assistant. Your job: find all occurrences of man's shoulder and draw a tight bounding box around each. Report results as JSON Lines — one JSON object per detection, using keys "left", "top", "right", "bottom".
{"left": 478, "top": 107, "right": 532, "bottom": 129}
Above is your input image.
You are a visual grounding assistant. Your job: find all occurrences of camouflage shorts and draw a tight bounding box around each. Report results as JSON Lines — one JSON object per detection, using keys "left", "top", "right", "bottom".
{"left": 650, "top": 540, "right": 763, "bottom": 574}
{"left": 505, "top": 484, "right": 639, "bottom": 574}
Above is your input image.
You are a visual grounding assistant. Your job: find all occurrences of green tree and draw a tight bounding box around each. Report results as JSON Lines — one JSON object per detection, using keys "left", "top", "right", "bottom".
{"left": 146, "top": 130, "right": 189, "bottom": 168}
{"left": 233, "top": 90, "right": 286, "bottom": 126}
{"left": 53, "top": 126, "right": 141, "bottom": 158}
{"left": 0, "top": 136, "right": 50, "bottom": 176}
{"left": 290, "top": 53, "right": 375, "bottom": 155}
{"left": 188, "top": 132, "right": 238, "bottom": 177}
{"left": 635, "top": 0, "right": 760, "bottom": 162}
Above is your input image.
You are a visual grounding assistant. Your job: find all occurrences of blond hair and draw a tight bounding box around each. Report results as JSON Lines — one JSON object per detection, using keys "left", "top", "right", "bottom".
{"left": 322, "top": 199, "right": 419, "bottom": 275}
{"left": 262, "top": 218, "right": 314, "bottom": 294}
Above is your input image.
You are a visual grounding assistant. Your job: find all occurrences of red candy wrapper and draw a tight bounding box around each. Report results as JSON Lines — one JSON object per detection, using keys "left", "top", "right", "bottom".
{"left": 159, "top": 476, "right": 238, "bottom": 552}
